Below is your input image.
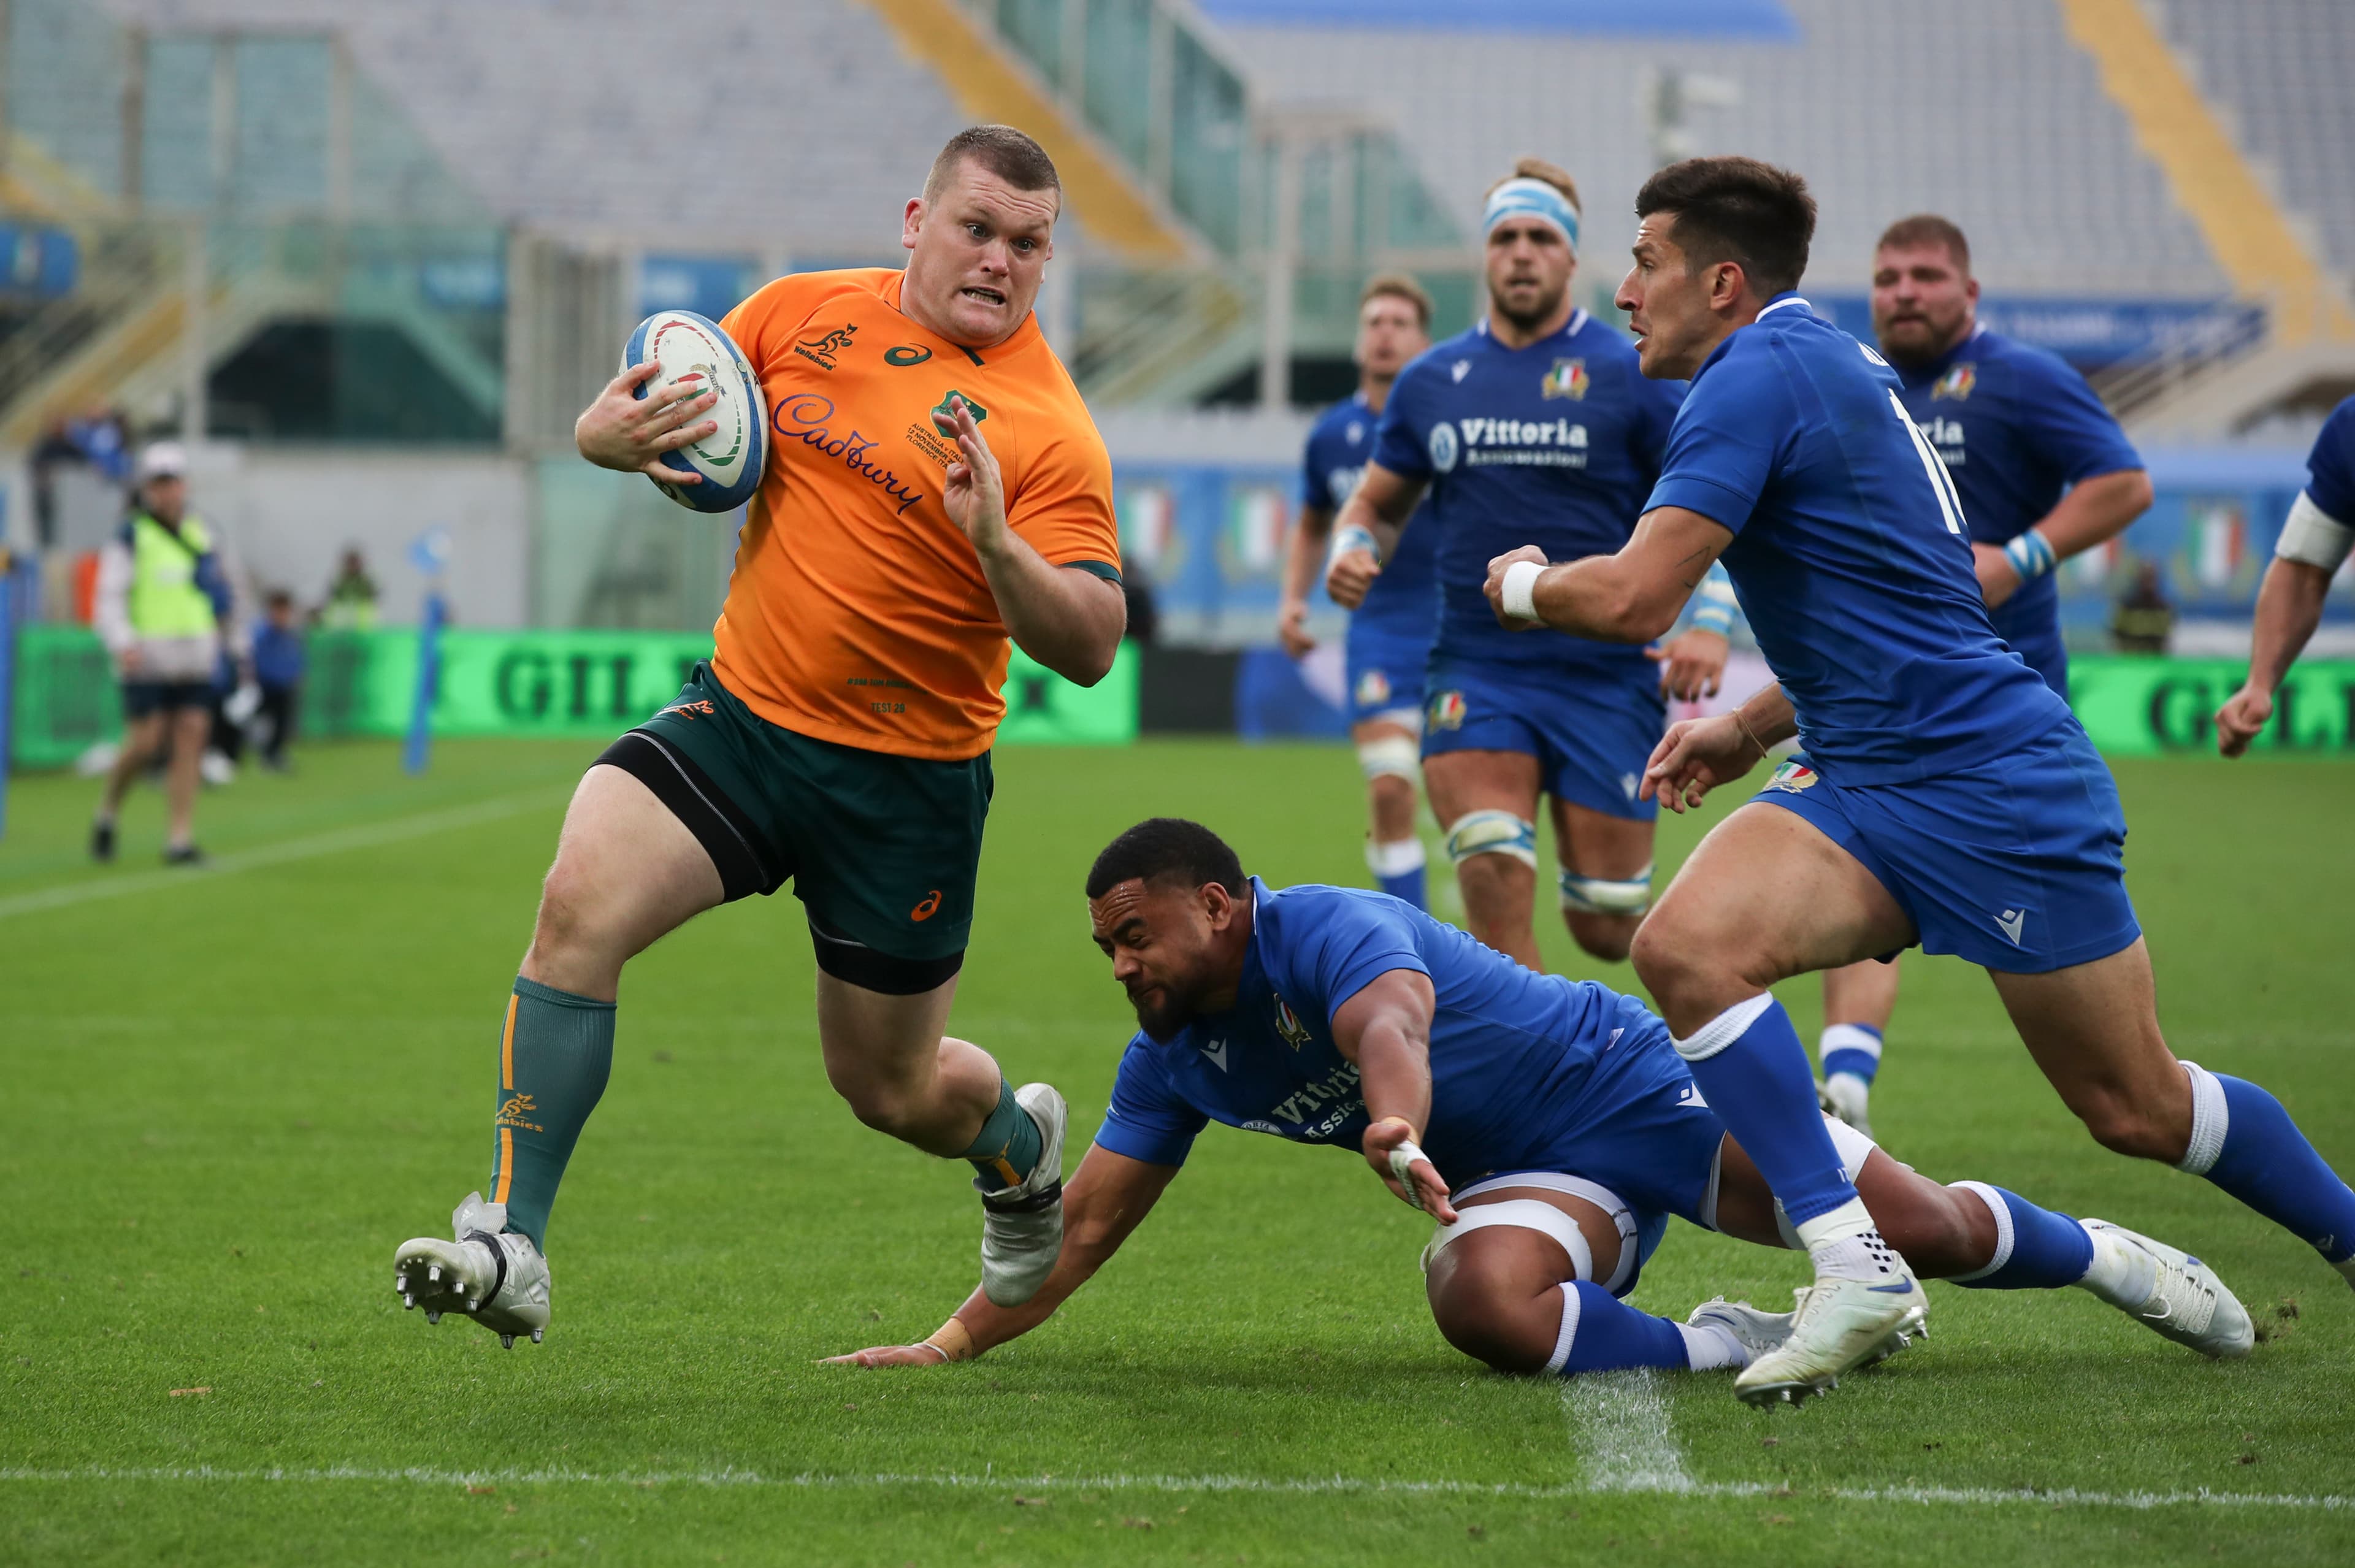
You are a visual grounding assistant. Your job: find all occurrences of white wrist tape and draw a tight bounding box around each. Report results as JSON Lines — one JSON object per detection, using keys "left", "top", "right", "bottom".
{"left": 1328, "top": 523, "right": 1380, "bottom": 568}
{"left": 1388, "top": 1138, "right": 1433, "bottom": 1210}
{"left": 1500, "top": 560, "right": 1545, "bottom": 622}
{"left": 2276, "top": 491, "right": 2355, "bottom": 571}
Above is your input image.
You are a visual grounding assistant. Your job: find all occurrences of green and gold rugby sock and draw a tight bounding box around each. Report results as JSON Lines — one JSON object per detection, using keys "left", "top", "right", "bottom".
{"left": 488, "top": 977, "right": 615, "bottom": 1251}
{"left": 962, "top": 1076, "right": 1043, "bottom": 1193}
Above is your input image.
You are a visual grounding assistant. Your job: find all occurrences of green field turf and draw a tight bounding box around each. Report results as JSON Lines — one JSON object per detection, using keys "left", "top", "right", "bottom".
{"left": 4, "top": 736, "right": 2353, "bottom": 1566}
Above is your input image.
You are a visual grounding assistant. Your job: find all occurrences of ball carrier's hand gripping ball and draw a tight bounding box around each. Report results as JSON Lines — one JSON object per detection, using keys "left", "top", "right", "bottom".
{"left": 622, "top": 310, "right": 768, "bottom": 513}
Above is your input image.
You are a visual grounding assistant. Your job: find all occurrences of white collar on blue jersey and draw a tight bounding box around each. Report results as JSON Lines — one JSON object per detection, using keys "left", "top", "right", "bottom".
{"left": 1756, "top": 294, "right": 1812, "bottom": 321}
{"left": 1474, "top": 308, "right": 1588, "bottom": 341}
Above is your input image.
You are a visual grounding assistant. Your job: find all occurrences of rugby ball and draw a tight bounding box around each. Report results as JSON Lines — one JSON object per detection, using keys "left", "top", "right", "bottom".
{"left": 622, "top": 310, "right": 768, "bottom": 513}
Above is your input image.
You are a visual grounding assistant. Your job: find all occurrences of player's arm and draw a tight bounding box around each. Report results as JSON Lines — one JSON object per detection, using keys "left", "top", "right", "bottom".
{"left": 1279, "top": 502, "right": 1333, "bottom": 657}
{"left": 824, "top": 1143, "right": 1179, "bottom": 1366}
{"left": 932, "top": 395, "right": 1127, "bottom": 686}
{"left": 1326, "top": 464, "right": 1428, "bottom": 611}
{"left": 2216, "top": 496, "right": 2347, "bottom": 755}
{"left": 1641, "top": 678, "right": 1796, "bottom": 813}
{"left": 1482, "top": 505, "right": 1733, "bottom": 643}
{"left": 1649, "top": 562, "right": 1740, "bottom": 700}
{"left": 1975, "top": 468, "right": 2152, "bottom": 611}
{"left": 1329, "top": 969, "right": 1457, "bottom": 1223}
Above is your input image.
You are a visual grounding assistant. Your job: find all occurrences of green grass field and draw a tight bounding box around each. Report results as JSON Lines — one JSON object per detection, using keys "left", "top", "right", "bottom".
{"left": 4, "top": 736, "right": 2353, "bottom": 1566}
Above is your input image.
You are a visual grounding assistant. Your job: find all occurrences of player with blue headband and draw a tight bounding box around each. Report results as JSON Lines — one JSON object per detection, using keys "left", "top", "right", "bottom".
{"left": 1324, "top": 158, "right": 1718, "bottom": 974}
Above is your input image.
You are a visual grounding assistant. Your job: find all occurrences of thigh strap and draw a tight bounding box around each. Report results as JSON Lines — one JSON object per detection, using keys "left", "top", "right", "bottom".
{"left": 1452, "top": 1172, "right": 1642, "bottom": 1295}
{"left": 1421, "top": 1199, "right": 1592, "bottom": 1283}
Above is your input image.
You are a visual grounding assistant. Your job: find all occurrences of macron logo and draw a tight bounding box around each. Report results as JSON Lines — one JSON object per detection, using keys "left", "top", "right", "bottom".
{"left": 1201, "top": 1038, "right": 1229, "bottom": 1072}
{"left": 1993, "top": 908, "right": 2027, "bottom": 946}
{"left": 1451, "top": 360, "right": 1472, "bottom": 383}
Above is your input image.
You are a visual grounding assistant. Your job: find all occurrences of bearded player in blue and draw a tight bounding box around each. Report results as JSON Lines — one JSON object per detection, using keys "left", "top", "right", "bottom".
{"left": 827, "top": 819, "right": 2248, "bottom": 1380}
{"left": 1811, "top": 215, "right": 2156, "bottom": 1139}
{"left": 1480, "top": 156, "right": 2355, "bottom": 1405}
{"left": 1278, "top": 275, "right": 1440, "bottom": 909}
{"left": 1327, "top": 158, "right": 1714, "bottom": 971}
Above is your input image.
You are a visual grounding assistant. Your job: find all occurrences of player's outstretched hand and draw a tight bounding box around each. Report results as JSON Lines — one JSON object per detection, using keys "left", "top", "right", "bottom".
{"left": 574, "top": 360, "right": 717, "bottom": 483}
{"left": 1277, "top": 597, "right": 1317, "bottom": 658}
{"left": 1325, "top": 548, "right": 1380, "bottom": 610}
{"left": 1363, "top": 1119, "right": 1458, "bottom": 1224}
{"left": 1482, "top": 545, "right": 1548, "bottom": 629}
{"left": 2215, "top": 681, "right": 2273, "bottom": 758}
{"left": 934, "top": 394, "right": 1009, "bottom": 559}
{"left": 821, "top": 1343, "right": 960, "bottom": 1369}
{"left": 1649, "top": 628, "right": 1728, "bottom": 700}
{"left": 1641, "top": 713, "right": 1761, "bottom": 814}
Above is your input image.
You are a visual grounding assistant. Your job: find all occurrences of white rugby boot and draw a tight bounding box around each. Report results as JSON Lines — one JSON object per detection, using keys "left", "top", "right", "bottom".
{"left": 1686, "top": 1298, "right": 1796, "bottom": 1368}
{"left": 2080, "top": 1219, "right": 2254, "bottom": 1359}
{"left": 392, "top": 1192, "right": 551, "bottom": 1348}
{"left": 1816, "top": 1073, "right": 1873, "bottom": 1138}
{"left": 1733, "top": 1266, "right": 1927, "bottom": 1406}
{"left": 978, "top": 1082, "right": 1067, "bottom": 1307}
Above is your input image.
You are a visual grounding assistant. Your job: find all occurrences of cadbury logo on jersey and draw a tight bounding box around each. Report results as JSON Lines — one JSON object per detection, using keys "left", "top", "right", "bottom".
{"left": 773, "top": 392, "right": 927, "bottom": 516}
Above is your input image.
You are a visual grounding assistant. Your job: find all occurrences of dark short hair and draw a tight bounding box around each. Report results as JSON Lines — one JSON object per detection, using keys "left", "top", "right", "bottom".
{"left": 1360, "top": 271, "right": 1434, "bottom": 331}
{"left": 1875, "top": 213, "right": 1972, "bottom": 277}
{"left": 1635, "top": 156, "right": 1816, "bottom": 298}
{"left": 264, "top": 588, "right": 295, "bottom": 610}
{"left": 925, "top": 124, "right": 1062, "bottom": 206}
{"left": 1086, "top": 818, "right": 1247, "bottom": 901}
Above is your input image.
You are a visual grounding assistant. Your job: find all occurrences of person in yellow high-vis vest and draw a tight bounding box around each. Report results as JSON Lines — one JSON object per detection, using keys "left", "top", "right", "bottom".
{"left": 91, "top": 443, "right": 241, "bottom": 865}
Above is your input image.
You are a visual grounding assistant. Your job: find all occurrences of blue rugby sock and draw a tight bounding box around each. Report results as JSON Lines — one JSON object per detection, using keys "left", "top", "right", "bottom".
{"left": 1366, "top": 838, "right": 1428, "bottom": 912}
{"left": 1674, "top": 995, "right": 1860, "bottom": 1228}
{"left": 1946, "top": 1183, "right": 2095, "bottom": 1290}
{"left": 2181, "top": 1063, "right": 2355, "bottom": 1264}
{"left": 1820, "top": 1023, "right": 1883, "bottom": 1086}
{"left": 1551, "top": 1281, "right": 1731, "bottom": 1373}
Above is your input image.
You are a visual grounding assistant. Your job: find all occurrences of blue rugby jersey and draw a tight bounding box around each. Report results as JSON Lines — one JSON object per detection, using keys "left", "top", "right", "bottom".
{"left": 1892, "top": 325, "right": 2143, "bottom": 653}
{"left": 2302, "top": 395, "right": 2355, "bottom": 526}
{"left": 1644, "top": 294, "right": 2075, "bottom": 784}
{"left": 1372, "top": 312, "right": 1685, "bottom": 677}
{"left": 1093, "top": 879, "right": 1652, "bottom": 1180}
{"left": 1301, "top": 391, "right": 1439, "bottom": 644}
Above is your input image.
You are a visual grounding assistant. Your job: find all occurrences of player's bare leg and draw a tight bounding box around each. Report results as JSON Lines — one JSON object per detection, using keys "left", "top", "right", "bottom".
{"left": 1425, "top": 748, "right": 1544, "bottom": 969}
{"left": 1716, "top": 1136, "right": 2250, "bottom": 1357}
{"left": 394, "top": 764, "right": 723, "bottom": 1344}
{"left": 1633, "top": 802, "right": 1927, "bottom": 1402}
{"left": 821, "top": 973, "right": 1068, "bottom": 1303}
{"left": 1990, "top": 941, "right": 2355, "bottom": 1293}
{"left": 1425, "top": 1185, "right": 1772, "bottom": 1375}
{"left": 1356, "top": 717, "right": 1427, "bottom": 908}
{"left": 1549, "top": 798, "right": 1653, "bottom": 964}
{"left": 1818, "top": 955, "right": 1901, "bottom": 1134}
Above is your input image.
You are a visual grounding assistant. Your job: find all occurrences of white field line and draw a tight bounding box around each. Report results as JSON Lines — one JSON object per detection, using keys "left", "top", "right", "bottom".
{"left": 1566, "top": 1371, "right": 1693, "bottom": 1493}
{"left": 0, "top": 790, "right": 564, "bottom": 922}
{"left": 0, "top": 1465, "right": 2346, "bottom": 1513}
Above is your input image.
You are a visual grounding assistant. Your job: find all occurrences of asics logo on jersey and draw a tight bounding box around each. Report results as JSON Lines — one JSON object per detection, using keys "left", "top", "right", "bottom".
{"left": 1993, "top": 908, "right": 2028, "bottom": 946}
{"left": 909, "top": 889, "right": 943, "bottom": 922}
{"left": 496, "top": 1093, "right": 545, "bottom": 1133}
{"left": 883, "top": 345, "right": 933, "bottom": 367}
{"left": 794, "top": 324, "right": 858, "bottom": 370}
{"left": 773, "top": 394, "right": 926, "bottom": 516}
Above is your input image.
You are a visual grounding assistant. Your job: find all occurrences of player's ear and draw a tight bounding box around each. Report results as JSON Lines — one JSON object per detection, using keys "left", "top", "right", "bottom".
{"left": 902, "top": 197, "right": 925, "bottom": 253}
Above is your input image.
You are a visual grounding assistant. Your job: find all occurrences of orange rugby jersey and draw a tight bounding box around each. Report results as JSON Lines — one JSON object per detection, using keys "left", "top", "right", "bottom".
{"left": 709, "top": 268, "right": 1120, "bottom": 760}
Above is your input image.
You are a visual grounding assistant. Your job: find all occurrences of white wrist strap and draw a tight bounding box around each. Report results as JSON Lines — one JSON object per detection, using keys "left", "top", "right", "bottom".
{"left": 2276, "top": 491, "right": 2355, "bottom": 571}
{"left": 1501, "top": 560, "right": 1545, "bottom": 622}
{"left": 1389, "top": 1138, "right": 1432, "bottom": 1210}
{"left": 1328, "top": 523, "right": 1380, "bottom": 568}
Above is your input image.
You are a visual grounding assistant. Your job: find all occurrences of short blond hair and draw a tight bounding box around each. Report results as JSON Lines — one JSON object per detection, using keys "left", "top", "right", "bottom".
{"left": 1485, "top": 157, "right": 1582, "bottom": 216}
{"left": 1359, "top": 272, "right": 1434, "bottom": 331}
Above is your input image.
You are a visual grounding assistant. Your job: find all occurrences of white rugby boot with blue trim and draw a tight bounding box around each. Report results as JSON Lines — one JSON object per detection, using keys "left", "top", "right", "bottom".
{"left": 392, "top": 1192, "right": 551, "bottom": 1348}
{"left": 1733, "top": 1261, "right": 1926, "bottom": 1407}
{"left": 978, "top": 1084, "right": 1067, "bottom": 1307}
{"left": 2080, "top": 1219, "right": 2253, "bottom": 1359}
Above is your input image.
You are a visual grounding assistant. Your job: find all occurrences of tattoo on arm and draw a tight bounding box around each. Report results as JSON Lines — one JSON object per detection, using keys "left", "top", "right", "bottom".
{"left": 1674, "top": 543, "right": 1723, "bottom": 592}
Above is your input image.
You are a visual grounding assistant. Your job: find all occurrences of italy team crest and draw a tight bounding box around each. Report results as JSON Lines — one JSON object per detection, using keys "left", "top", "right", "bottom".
{"left": 1931, "top": 364, "right": 1977, "bottom": 402}
{"left": 1765, "top": 759, "right": 1819, "bottom": 793}
{"left": 1541, "top": 358, "right": 1590, "bottom": 400}
{"left": 1428, "top": 689, "right": 1468, "bottom": 731}
{"left": 1273, "top": 995, "right": 1311, "bottom": 1049}
{"left": 1355, "top": 668, "right": 1393, "bottom": 709}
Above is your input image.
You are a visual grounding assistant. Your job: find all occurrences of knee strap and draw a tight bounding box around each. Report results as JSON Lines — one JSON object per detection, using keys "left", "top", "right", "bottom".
{"left": 1560, "top": 864, "right": 1654, "bottom": 916}
{"left": 1421, "top": 1198, "right": 1594, "bottom": 1283}
{"left": 1357, "top": 733, "right": 1423, "bottom": 784}
{"left": 1444, "top": 809, "right": 1537, "bottom": 869}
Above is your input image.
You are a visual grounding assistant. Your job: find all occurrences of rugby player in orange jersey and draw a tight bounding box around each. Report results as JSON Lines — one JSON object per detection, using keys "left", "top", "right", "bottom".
{"left": 391, "top": 126, "right": 1127, "bottom": 1348}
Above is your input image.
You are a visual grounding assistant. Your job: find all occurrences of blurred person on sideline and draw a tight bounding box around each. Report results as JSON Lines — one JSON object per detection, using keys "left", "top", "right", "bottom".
{"left": 320, "top": 548, "right": 380, "bottom": 630}
{"left": 91, "top": 442, "right": 242, "bottom": 865}
{"left": 251, "top": 589, "right": 307, "bottom": 770}
{"left": 2109, "top": 561, "right": 2173, "bottom": 654}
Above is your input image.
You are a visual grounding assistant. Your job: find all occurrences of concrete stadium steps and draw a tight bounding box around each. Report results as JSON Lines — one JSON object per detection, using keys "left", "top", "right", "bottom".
{"left": 1213, "top": 0, "right": 2223, "bottom": 296}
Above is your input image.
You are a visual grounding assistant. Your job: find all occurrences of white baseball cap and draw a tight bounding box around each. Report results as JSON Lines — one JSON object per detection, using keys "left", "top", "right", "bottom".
{"left": 136, "top": 442, "right": 188, "bottom": 483}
